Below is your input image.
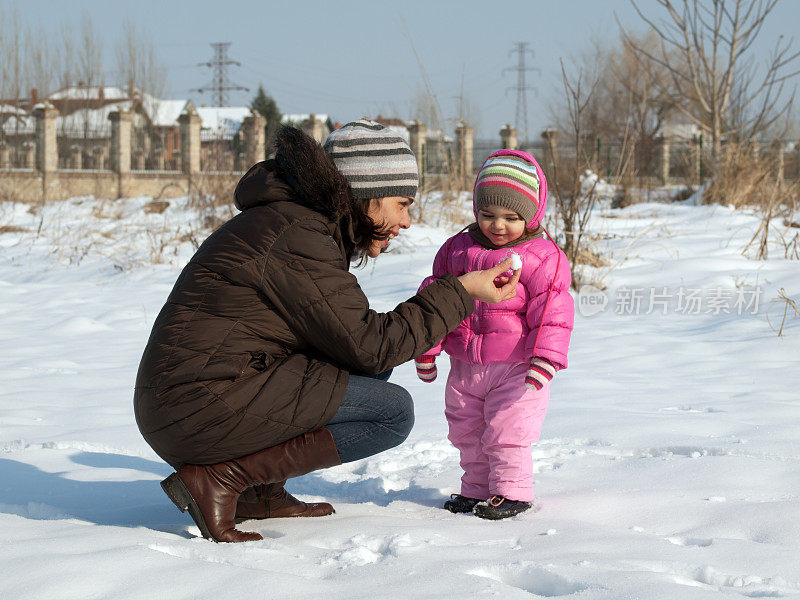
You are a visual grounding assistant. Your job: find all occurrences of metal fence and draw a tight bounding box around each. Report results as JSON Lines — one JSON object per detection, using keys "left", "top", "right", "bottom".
{"left": 0, "top": 112, "right": 35, "bottom": 169}
{"left": 56, "top": 126, "right": 111, "bottom": 170}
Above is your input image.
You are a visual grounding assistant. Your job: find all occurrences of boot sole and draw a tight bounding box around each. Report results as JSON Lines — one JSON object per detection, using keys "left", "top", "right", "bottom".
{"left": 473, "top": 504, "right": 532, "bottom": 520}
{"left": 161, "top": 473, "right": 218, "bottom": 543}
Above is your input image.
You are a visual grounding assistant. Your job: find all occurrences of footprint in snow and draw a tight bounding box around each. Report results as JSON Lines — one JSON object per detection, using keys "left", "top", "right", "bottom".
{"left": 467, "top": 562, "right": 590, "bottom": 597}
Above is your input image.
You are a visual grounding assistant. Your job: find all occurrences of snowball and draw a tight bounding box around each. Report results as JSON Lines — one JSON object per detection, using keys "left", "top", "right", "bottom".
{"left": 510, "top": 253, "right": 523, "bottom": 270}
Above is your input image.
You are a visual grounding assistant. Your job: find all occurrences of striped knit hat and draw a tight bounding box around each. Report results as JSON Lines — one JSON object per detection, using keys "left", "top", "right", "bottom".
{"left": 323, "top": 119, "right": 419, "bottom": 200}
{"left": 473, "top": 149, "right": 547, "bottom": 229}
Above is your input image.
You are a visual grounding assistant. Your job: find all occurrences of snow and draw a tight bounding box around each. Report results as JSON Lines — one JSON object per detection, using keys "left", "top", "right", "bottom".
{"left": 1, "top": 193, "right": 800, "bottom": 599}
{"left": 196, "top": 107, "right": 252, "bottom": 141}
{"left": 1, "top": 114, "right": 35, "bottom": 136}
{"left": 47, "top": 86, "right": 128, "bottom": 101}
{"left": 282, "top": 113, "right": 331, "bottom": 125}
{"left": 144, "top": 97, "right": 190, "bottom": 128}
{"left": 56, "top": 101, "right": 134, "bottom": 137}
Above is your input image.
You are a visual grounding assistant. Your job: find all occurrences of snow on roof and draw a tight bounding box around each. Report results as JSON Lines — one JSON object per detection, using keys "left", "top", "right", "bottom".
{"left": 1, "top": 114, "right": 35, "bottom": 136}
{"left": 661, "top": 121, "right": 702, "bottom": 140}
{"left": 48, "top": 86, "right": 128, "bottom": 101}
{"left": 56, "top": 101, "right": 134, "bottom": 137}
{"left": 425, "top": 129, "right": 454, "bottom": 143}
{"left": 0, "top": 103, "right": 27, "bottom": 117}
{"left": 384, "top": 125, "right": 409, "bottom": 143}
{"left": 144, "top": 97, "right": 189, "bottom": 128}
{"left": 281, "top": 114, "right": 331, "bottom": 125}
{"left": 196, "top": 106, "right": 251, "bottom": 141}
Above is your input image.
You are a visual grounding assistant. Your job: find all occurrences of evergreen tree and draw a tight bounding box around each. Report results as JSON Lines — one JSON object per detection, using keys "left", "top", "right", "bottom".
{"left": 250, "top": 84, "right": 282, "bottom": 153}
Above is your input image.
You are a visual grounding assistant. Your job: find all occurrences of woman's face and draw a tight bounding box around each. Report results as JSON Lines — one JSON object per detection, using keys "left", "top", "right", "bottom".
{"left": 366, "top": 196, "right": 413, "bottom": 257}
{"left": 477, "top": 204, "right": 526, "bottom": 246}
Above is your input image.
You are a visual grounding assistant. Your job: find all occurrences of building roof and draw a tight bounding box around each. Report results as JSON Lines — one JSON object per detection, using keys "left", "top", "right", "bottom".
{"left": 144, "top": 97, "right": 190, "bottom": 128}
{"left": 196, "top": 106, "right": 251, "bottom": 141}
{"left": 0, "top": 103, "right": 27, "bottom": 117}
{"left": 48, "top": 85, "right": 128, "bottom": 101}
{"left": 1, "top": 114, "right": 35, "bottom": 136}
{"left": 56, "top": 101, "right": 135, "bottom": 138}
{"left": 282, "top": 114, "right": 332, "bottom": 127}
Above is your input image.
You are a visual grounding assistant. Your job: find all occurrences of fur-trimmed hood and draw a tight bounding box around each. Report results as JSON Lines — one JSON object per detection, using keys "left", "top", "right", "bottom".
{"left": 234, "top": 126, "right": 353, "bottom": 223}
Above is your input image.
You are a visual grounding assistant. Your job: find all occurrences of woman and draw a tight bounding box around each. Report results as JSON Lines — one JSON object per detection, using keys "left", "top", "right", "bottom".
{"left": 134, "top": 120, "right": 520, "bottom": 543}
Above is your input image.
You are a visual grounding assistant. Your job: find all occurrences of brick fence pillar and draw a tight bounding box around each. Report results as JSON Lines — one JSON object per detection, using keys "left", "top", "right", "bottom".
{"left": 658, "top": 136, "right": 671, "bottom": 185}
{"left": 455, "top": 122, "right": 474, "bottom": 190}
{"left": 178, "top": 108, "right": 201, "bottom": 174}
{"left": 109, "top": 110, "right": 132, "bottom": 174}
{"left": 500, "top": 124, "right": 518, "bottom": 150}
{"left": 109, "top": 110, "right": 132, "bottom": 198}
{"left": 408, "top": 121, "right": 427, "bottom": 191}
{"left": 243, "top": 111, "right": 266, "bottom": 166}
{"left": 541, "top": 127, "right": 560, "bottom": 175}
{"left": 34, "top": 103, "right": 58, "bottom": 173}
{"left": 301, "top": 113, "right": 324, "bottom": 143}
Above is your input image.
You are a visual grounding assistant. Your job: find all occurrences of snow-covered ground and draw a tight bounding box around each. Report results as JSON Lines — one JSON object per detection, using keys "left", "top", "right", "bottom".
{"left": 1, "top": 194, "right": 799, "bottom": 599}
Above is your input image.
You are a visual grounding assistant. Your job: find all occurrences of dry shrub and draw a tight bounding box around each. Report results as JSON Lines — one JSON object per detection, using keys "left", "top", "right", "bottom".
{"left": 768, "top": 288, "right": 799, "bottom": 336}
{"left": 704, "top": 143, "right": 776, "bottom": 209}
{"left": 705, "top": 142, "right": 799, "bottom": 260}
{"left": 0, "top": 224, "right": 28, "bottom": 234}
{"left": 143, "top": 200, "right": 170, "bottom": 214}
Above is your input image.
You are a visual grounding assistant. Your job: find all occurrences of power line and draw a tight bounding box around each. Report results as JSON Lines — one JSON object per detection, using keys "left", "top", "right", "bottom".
{"left": 192, "top": 42, "right": 248, "bottom": 107}
{"left": 503, "top": 42, "right": 540, "bottom": 145}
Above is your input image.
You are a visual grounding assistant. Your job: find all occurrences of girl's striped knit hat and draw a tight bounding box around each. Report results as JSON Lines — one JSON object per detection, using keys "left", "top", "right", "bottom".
{"left": 473, "top": 149, "right": 547, "bottom": 229}
{"left": 323, "top": 119, "right": 419, "bottom": 200}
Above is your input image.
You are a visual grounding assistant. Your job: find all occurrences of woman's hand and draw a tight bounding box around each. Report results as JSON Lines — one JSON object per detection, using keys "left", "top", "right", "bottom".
{"left": 457, "top": 258, "right": 521, "bottom": 303}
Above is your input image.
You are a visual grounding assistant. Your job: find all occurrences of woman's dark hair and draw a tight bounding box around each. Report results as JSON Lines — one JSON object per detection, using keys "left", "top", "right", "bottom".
{"left": 349, "top": 197, "right": 391, "bottom": 267}
{"left": 272, "top": 125, "right": 389, "bottom": 265}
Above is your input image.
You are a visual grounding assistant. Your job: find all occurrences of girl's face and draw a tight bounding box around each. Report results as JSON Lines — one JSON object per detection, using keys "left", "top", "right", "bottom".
{"left": 477, "top": 204, "right": 526, "bottom": 246}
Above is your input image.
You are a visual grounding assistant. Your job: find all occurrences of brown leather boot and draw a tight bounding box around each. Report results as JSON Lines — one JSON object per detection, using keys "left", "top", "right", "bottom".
{"left": 160, "top": 428, "right": 341, "bottom": 543}
{"left": 235, "top": 481, "right": 335, "bottom": 521}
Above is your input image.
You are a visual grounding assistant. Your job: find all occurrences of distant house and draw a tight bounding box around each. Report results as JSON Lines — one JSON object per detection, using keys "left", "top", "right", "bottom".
{"left": 374, "top": 115, "right": 410, "bottom": 143}
{"left": 660, "top": 116, "right": 703, "bottom": 141}
{"left": 197, "top": 106, "right": 251, "bottom": 142}
{"left": 144, "top": 96, "right": 192, "bottom": 164}
{"left": 281, "top": 113, "right": 334, "bottom": 143}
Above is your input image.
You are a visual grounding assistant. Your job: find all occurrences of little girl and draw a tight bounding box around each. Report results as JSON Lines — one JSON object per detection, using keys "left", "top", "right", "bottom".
{"left": 415, "top": 149, "right": 574, "bottom": 520}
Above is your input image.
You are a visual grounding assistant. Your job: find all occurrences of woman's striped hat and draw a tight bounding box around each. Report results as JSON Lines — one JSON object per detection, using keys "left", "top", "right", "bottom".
{"left": 473, "top": 149, "right": 548, "bottom": 229}
{"left": 323, "top": 119, "right": 419, "bottom": 200}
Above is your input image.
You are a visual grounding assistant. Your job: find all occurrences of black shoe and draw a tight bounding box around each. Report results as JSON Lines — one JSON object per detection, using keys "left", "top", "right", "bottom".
{"left": 443, "top": 494, "right": 482, "bottom": 514}
{"left": 473, "top": 495, "right": 531, "bottom": 520}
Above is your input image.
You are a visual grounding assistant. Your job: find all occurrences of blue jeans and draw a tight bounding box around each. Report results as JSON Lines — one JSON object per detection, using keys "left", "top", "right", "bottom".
{"left": 325, "top": 369, "right": 415, "bottom": 463}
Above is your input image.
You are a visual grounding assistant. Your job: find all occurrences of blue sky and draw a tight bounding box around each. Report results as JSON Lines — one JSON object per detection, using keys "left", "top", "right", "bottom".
{"left": 6, "top": 0, "right": 799, "bottom": 139}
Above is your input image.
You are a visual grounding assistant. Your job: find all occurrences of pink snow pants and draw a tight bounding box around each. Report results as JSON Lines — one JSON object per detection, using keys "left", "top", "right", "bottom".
{"left": 444, "top": 359, "right": 550, "bottom": 502}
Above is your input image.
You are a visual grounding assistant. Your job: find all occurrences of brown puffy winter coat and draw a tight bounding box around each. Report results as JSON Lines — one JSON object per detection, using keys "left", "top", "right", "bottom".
{"left": 134, "top": 128, "right": 473, "bottom": 467}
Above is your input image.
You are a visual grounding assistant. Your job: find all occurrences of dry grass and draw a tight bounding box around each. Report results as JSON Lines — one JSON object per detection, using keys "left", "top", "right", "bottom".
{"left": 768, "top": 288, "right": 799, "bottom": 336}
{"left": 704, "top": 142, "right": 800, "bottom": 261}
{"left": 0, "top": 224, "right": 28, "bottom": 234}
{"left": 143, "top": 200, "right": 170, "bottom": 214}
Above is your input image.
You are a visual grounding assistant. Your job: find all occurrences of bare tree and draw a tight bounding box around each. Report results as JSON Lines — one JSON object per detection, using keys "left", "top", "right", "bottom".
{"left": 57, "top": 23, "right": 77, "bottom": 91}
{"left": 26, "top": 22, "right": 56, "bottom": 98}
{"left": 546, "top": 60, "right": 604, "bottom": 285}
{"left": 0, "top": 5, "right": 25, "bottom": 102}
{"left": 77, "top": 12, "right": 104, "bottom": 89}
{"left": 622, "top": 0, "right": 800, "bottom": 172}
{"left": 115, "top": 18, "right": 166, "bottom": 100}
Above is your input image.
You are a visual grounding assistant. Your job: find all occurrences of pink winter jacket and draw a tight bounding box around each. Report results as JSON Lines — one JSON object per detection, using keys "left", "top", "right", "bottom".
{"left": 418, "top": 232, "right": 574, "bottom": 369}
